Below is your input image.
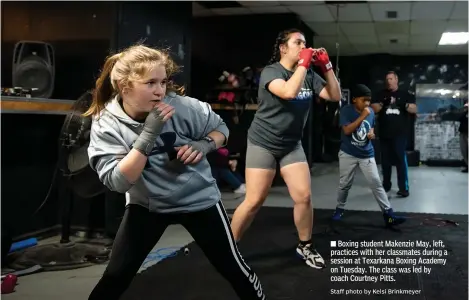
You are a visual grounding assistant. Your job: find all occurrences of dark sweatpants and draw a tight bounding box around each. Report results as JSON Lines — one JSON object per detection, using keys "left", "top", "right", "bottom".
{"left": 460, "top": 133, "right": 468, "bottom": 166}
{"left": 380, "top": 135, "right": 409, "bottom": 192}
{"left": 89, "top": 202, "right": 265, "bottom": 300}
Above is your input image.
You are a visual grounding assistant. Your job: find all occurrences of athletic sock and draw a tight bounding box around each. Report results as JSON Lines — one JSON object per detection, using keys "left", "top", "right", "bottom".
{"left": 299, "top": 239, "right": 312, "bottom": 247}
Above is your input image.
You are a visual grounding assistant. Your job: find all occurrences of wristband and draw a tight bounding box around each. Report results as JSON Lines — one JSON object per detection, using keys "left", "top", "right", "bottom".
{"left": 321, "top": 61, "right": 333, "bottom": 73}
{"left": 201, "top": 136, "right": 216, "bottom": 151}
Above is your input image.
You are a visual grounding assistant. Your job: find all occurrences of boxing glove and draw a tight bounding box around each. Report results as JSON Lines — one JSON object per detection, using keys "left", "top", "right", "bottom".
{"left": 218, "top": 92, "right": 227, "bottom": 102}
{"left": 228, "top": 74, "right": 239, "bottom": 88}
{"left": 298, "top": 48, "right": 314, "bottom": 69}
{"left": 312, "top": 48, "right": 333, "bottom": 74}
{"left": 225, "top": 92, "right": 235, "bottom": 103}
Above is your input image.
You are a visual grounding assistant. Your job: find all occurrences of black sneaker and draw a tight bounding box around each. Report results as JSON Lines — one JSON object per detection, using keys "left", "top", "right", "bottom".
{"left": 383, "top": 208, "right": 406, "bottom": 227}
{"left": 296, "top": 243, "right": 326, "bottom": 269}
{"left": 331, "top": 207, "right": 345, "bottom": 221}
{"left": 383, "top": 183, "right": 391, "bottom": 193}
{"left": 397, "top": 190, "right": 409, "bottom": 197}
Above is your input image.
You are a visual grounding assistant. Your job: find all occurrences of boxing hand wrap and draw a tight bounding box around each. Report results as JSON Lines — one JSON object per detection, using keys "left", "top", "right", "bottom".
{"left": 189, "top": 136, "right": 217, "bottom": 156}
{"left": 133, "top": 108, "right": 165, "bottom": 156}
{"left": 313, "top": 48, "right": 333, "bottom": 74}
{"left": 298, "top": 48, "right": 314, "bottom": 69}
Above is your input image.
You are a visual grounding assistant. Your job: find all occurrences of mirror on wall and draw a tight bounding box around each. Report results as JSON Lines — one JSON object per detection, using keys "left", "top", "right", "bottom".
{"left": 415, "top": 83, "right": 467, "bottom": 161}
{"left": 416, "top": 83, "right": 467, "bottom": 122}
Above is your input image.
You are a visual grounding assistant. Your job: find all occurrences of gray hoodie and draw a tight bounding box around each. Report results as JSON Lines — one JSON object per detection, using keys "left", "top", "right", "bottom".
{"left": 87, "top": 92, "right": 229, "bottom": 213}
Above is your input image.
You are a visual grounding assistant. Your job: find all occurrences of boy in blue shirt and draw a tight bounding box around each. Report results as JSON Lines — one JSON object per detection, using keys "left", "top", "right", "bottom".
{"left": 332, "top": 84, "right": 406, "bottom": 227}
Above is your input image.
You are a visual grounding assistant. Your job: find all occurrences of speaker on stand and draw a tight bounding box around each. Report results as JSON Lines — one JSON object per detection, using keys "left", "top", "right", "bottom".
{"left": 12, "top": 41, "right": 55, "bottom": 99}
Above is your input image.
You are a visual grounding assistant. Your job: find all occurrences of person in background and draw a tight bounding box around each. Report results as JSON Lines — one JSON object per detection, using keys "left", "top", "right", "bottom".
{"left": 458, "top": 101, "right": 468, "bottom": 172}
{"left": 85, "top": 44, "right": 265, "bottom": 300}
{"left": 208, "top": 147, "right": 246, "bottom": 194}
{"left": 371, "top": 71, "right": 417, "bottom": 197}
{"left": 332, "top": 84, "right": 406, "bottom": 227}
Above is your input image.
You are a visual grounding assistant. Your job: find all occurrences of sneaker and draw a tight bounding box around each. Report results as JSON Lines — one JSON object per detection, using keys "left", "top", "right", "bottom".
{"left": 383, "top": 208, "right": 406, "bottom": 227}
{"left": 383, "top": 182, "right": 391, "bottom": 193}
{"left": 233, "top": 184, "right": 246, "bottom": 194}
{"left": 396, "top": 190, "right": 409, "bottom": 197}
{"left": 296, "top": 243, "right": 326, "bottom": 269}
{"left": 332, "top": 207, "right": 345, "bottom": 221}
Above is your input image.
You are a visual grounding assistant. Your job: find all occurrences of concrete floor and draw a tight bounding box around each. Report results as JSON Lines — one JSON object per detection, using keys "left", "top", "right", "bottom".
{"left": 3, "top": 164, "right": 468, "bottom": 299}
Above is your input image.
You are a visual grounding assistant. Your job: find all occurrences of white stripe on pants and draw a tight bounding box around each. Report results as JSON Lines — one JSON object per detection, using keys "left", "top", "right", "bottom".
{"left": 337, "top": 150, "right": 391, "bottom": 211}
{"left": 215, "top": 202, "right": 252, "bottom": 277}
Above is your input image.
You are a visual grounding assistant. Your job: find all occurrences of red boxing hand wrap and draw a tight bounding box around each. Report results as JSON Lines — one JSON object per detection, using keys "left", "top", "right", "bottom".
{"left": 321, "top": 61, "right": 333, "bottom": 73}
{"left": 298, "top": 48, "right": 314, "bottom": 69}
{"left": 313, "top": 48, "right": 333, "bottom": 74}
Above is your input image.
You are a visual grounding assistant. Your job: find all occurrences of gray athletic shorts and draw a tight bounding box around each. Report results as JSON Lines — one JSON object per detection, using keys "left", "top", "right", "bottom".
{"left": 245, "top": 140, "right": 307, "bottom": 170}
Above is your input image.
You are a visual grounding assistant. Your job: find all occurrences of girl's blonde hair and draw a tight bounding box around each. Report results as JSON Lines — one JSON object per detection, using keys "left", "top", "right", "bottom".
{"left": 83, "top": 44, "right": 184, "bottom": 117}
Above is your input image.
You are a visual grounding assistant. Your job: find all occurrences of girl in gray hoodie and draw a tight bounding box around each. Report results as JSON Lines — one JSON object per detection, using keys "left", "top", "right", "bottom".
{"left": 85, "top": 44, "right": 265, "bottom": 300}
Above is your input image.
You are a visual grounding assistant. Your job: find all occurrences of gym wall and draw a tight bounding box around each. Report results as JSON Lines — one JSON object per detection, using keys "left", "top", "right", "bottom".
{"left": 1, "top": 1, "right": 116, "bottom": 239}
{"left": 1, "top": 1, "right": 192, "bottom": 238}
{"left": 1, "top": 1, "right": 115, "bottom": 100}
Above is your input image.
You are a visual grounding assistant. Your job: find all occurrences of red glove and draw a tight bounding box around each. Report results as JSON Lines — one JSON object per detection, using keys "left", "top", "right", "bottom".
{"left": 312, "top": 48, "right": 333, "bottom": 74}
{"left": 298, "top": 48, "right": 314, "bottom": 69}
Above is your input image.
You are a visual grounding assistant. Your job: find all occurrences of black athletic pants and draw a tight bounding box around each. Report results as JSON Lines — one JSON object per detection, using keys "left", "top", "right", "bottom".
{"left": 88, "top": 201, "right": 265, "bottom": 300}
{"left": 380, "top": 135, "right": 409, "bottom": 192}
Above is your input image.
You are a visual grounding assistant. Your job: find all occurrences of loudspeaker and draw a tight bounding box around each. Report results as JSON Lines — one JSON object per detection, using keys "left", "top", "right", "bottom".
{"left": 12, "top": 41, "right": 55, "bottom": 98}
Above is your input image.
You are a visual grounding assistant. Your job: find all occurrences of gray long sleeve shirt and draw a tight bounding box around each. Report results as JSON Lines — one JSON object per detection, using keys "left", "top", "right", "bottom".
{"left": 88, "top": 92, "right": 229, "bottom": 213}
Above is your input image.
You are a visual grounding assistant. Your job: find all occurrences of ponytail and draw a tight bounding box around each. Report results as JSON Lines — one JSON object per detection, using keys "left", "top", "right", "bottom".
{"left": 268, "top": 36, "right": 282, "bottom": 65}
{"left": 268, "top": 28, "right": 304, "bottom": 65}
{"left": 83, "top": 53, "right": 120, "bottom": 117}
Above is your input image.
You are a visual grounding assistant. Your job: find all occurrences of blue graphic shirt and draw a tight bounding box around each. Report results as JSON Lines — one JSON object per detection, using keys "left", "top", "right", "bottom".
{"left": 340, "top": 105, "right": 375, "bottom": 158}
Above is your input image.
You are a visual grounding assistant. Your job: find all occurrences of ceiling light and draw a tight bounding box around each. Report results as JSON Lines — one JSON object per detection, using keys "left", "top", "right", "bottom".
{"left": 439, "top": 32, "right": 469, "bottom": 45}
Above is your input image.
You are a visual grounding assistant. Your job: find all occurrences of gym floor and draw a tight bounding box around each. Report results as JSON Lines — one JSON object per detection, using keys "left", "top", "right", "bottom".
{"left": 3, "top": 164, "right": 468, "bottom": 300}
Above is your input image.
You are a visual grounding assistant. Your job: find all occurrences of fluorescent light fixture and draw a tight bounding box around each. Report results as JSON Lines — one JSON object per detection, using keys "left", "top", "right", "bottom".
{"left": 439, "top": 32, "right": 469, "bottom": 45}
{"left": 435, "top": 89, "right": 453, "bottom": 95}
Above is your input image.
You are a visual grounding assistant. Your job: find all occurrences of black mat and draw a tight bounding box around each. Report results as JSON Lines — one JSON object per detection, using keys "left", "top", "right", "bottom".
{"left": 122, "top": 208, "right": 468, "bottom": 300}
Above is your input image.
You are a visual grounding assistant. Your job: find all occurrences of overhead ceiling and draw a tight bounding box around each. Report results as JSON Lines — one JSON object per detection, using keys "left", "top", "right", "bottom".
{"left": 192, "top": 1, "right": 469, "bottom": 56}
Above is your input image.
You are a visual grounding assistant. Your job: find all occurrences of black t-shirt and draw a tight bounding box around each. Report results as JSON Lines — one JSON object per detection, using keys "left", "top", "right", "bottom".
{"left": 372, "top": 89, "right": 416, "bottom": 138}
{"left": 248, "top": 62, "right": 326, "bottom": 155}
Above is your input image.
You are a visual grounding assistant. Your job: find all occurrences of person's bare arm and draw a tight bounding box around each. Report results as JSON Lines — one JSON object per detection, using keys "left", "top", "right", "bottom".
{"left": 406, "top": 103, "right": 417, "bottom": 114}
{"left": 371, "top": 103, "right": 383, "bottom": 113}
{"left": 318, "top": 70, "right": 341, "bottom": 101}
{"left": 267, "top": 67, "right": 308, "bottom": 100}
{"left": 263, "top": 48, "right": 314, "bottom": 100}
{"left": 207, "top": 130, "right": 226, "bottom": 149}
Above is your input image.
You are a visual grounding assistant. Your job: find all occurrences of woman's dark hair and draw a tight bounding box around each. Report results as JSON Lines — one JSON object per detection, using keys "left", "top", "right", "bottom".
{"left": 268, "top": 28, "right": 304, "bottom": 65}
